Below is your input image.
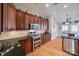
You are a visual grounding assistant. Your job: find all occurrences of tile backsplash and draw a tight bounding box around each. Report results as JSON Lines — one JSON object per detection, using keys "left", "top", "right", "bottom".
{"left": 0, "top": 30, "right": 45, "bottom": 41}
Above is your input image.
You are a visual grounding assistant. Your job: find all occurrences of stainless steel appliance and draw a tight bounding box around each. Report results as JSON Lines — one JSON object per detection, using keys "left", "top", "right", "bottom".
{"left": 28, "top": 31, "right": 41, "bottom": 51}
{"left": 32, "top": 35, "right": 41, "bottom": 51}
{"left": 63, "top": 38, "right": 78, "bottom": 55}
{"left": 62, "top": 33, "right": 79, "bottom": 55}
{"left": 30, "top": 23, "right": 40, "bottom": 30}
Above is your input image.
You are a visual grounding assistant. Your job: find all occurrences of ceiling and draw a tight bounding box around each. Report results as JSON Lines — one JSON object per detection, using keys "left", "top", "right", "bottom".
{"left": 14, "top": 3, "right": 79, "bottom": 23}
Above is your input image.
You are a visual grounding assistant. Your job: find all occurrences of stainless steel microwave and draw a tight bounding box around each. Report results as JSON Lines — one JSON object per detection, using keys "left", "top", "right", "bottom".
{"left": 30, "top": 23, "right": 40, "bottom": 30}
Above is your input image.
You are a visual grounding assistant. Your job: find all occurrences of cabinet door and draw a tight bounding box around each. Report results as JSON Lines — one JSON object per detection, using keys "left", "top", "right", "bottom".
{"left": 39, "top": 18, "right": 41, "bottom": 29}
{"left": 43, "top": 19, "right": 45, "bottom": 30}
{"left": 7, "top": 4, "right": 16, "bottom": 31}
{"left": 39, "top": 19, "right": 42, "bottom": 29}
{"left": 34, "top": 16, "right": 38, "bottom": 24}
{"left": 24, "top": 13, "right": 30, "bottom": 30}
{"left": 3, "top": 4, "right": 16, "bottom": 31}
{"left": 41, "top": 35, "right": 44, "bottom": 45}
{"left": 19, "top": 39, "right": 33, "bottom": 54}
{"left": 25, "top": 39, "right": 32, "bottom": 54}
{"left": 16, "top": 10, "right": 25, "bottom": 30}
{"left": 41, "top": 19, "right": 43, "bottom": 29}
{"left": 46, "top": 19, "right": 49, "bottom": 30}
{"left": 3, "top": 4, "right": 8, "bottom": 31}
{"left": 0, "top": 4, "right": 2, "bottom": 33}
{"left": 30, "top": 15, "right": 36, "bottom": 24}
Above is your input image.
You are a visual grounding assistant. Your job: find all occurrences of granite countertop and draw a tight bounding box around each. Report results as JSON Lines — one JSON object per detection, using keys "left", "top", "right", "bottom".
{"left": 61, "top": 35, "right": 79, "bottom": 40}
{"left": 0, "top": 34, "right": 29, "bottom": 41}
{"left": 0, "top": 30, "right": 45, "bottom": 41}
{"left": 61, "top": 32, "right": 79, "bottom": 40}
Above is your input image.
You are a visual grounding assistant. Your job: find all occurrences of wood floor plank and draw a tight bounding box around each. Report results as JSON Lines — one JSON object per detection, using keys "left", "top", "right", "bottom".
{"left": 27, "top": 37, "right": 72, "bottom": 56}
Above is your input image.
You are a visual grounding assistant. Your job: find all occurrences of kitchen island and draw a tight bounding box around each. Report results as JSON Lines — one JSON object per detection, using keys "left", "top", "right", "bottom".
{"left": 62, "top": 33, "right": 79, "bottom": 56}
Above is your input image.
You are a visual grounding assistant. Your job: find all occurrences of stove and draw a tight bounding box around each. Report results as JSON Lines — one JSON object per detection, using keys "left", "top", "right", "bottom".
{"left": 28, "top": 31, "right": 41, "bottom": 51}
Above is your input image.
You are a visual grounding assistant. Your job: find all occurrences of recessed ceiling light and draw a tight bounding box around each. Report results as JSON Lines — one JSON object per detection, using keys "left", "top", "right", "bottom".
{"left": 46, "top": 4, "right": 49, "bottom": 7}
{"left": 64, "top": 4, "right": 68, "bottom": 8}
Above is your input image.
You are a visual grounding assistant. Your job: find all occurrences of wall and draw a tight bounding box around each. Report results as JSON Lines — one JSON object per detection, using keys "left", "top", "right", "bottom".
{"left": 48, "top": 16, "right": 59, "bottom": 40}
{"left": 14, "top": 4, "right": 40, "bottom": 17}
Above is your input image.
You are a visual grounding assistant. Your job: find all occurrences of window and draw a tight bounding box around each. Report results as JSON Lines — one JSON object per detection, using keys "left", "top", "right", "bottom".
{"left": 62, "top": 25, "right": 68, "bottom": 32}
{"left": 71, "top": 24, "right": 78, "bottom": 33}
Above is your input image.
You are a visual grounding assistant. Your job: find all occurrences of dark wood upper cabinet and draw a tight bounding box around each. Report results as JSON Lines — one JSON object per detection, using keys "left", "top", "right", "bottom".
{"left": 1, "top": 3, "right": 49, "bottom": 31}
{"left": 43, "top": 19, "right": 45, "bottom": 30}
{"left": 40, "top": 18, "right": 43, "bottom": 29}
{"left": 44, "top": 19, "right": 47, "bottom": 30}
{"left": 42, "top": 19, "right": 44, "bottom": 30}
{"left": 3, "top": 3, "right": 16, "bottom": 31}
{"left": 24, "top": 13, "right": 30, "bottom": 30}
{"left": 30, "top": 15, "right": 37, "bottom": 24}
{"left": 34, "top": 16, "right": 38, "bottom": 24}
{"left": 16, "top": 9, "right": 25, "bottom": 30}
{"left": 0, "top": 4, "right": 2, "bottom": 34}
{"left": 46, "top": 19, "right": 49, "bottom": 30}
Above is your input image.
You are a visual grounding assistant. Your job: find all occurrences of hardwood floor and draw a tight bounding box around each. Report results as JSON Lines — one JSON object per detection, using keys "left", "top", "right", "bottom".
{"left": 27, "top": 37, "right": 72, "bottom": 56}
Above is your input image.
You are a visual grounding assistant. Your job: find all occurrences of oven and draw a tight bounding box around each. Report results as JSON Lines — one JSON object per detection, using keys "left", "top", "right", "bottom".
{"left": 32, "top": 36, "right": 41, "bottom": 51}
{"left": 28, "top": 30, "right": 41, "bottom": 51}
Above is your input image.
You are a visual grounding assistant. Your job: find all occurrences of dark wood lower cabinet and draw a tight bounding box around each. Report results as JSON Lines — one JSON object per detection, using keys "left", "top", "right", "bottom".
{"left": 41, "top": 33, "right": 51, "bottom": 45}
{"left": 19, "top": 33, "right": 51, "bottom": 55}
{"left": 19, "top": 38, "right": 33, "bottom": 54}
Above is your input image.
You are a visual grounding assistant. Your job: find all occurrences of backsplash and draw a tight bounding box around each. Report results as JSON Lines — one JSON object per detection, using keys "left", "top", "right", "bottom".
{"left": 0, "top": 30, "right": 45, "bottom": 48}
{"left": 0, "top": 30, "right": 45, "bottom": 41}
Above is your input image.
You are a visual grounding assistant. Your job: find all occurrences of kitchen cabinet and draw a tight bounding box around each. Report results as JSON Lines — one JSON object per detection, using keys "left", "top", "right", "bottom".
{"left": 34, "top": 16, "right": 38, "bottom": 24}
{"left": 37, "top": 17, "right": 41, "bottom": 29}
{"left": 43, "top": 19, "right": 45, "bottom": 30}
{"left": 38, "top": 17, "right": 41, "bottom": 29}
{"left": 40, "top": 19, "right": 49, "bottom": 31}
{"left": 37, "top": 17, "right": 39, "bottom": 24}
{"left": 46, "top": 19, "right": 49, "bottom": 30}
{"left": 19, "top": 38, "right": 33, "bottom": 54}
{"left": 39, "top": 17, "right": 43, "bottom": 30}
{"left": 0, "top": 4, "right": 2, "bottom": 34}
{"left": 38, "top": 18, "right": 40, "bottom": 24}
{"left": 41, "top": 35, "right": 44, "bottom": 45}
{"left": 45, "top": 33, "right": 51, "bottom": 42}
{"left": 30, "top": 15, "right": 35, "bottom": 24}
{"left": 24, "top": 13, "right": 30, "bottom": 30}
{"left": 41, "top": 33, "right": 51, "bottom": 45}
{"left": 3, "top": 3, "right": 16, "bottom": 31}
{"left": 45, "top": 19, "right": 49, "bottom": 30}
{"left": 2, "top": 3, "right": 49, "bottom": 31}
{"left": 16, "top": 9, "right": 25, "bottom": 30}
{"left": 30, "top": 15, "right": 38, "bottom": 24}
{"left": 40, "top": 18, "right": 44, "bottom": 30}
